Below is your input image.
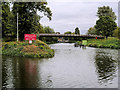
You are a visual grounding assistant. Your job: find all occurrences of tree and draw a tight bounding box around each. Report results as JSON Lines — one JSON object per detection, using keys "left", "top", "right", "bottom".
{"left": 12, "top": 2, "right": 52, "bottom": 40}
{"left": 56, "top": 32, "right": 60, "bottom": 34}
{"left": 75, "top": 27, "right": 80, "bottom": 35}
{"left": 42, "top": 26, "right": 57, "bottom": 42}
{"left": 97, "top": 6, "right": 116, "bottom": 21}
{"left": 113, "top": 27, "right": 120, "bottom": 39}
{"left": 87, "top": 27, "right": 96, "bottom": 35}
{"left": 95, "top": 16, "right": 117, "bottom": 38}
{"left": 64, "top": 31, "right": 72, "bottom": 34}
{"left": 2, "top": 2, "right": 14, "bottom": 41}
{"left": 64, "top": 31, "right": 72, "bottom": 40}
{"left": 44, "top": 26, "right": 55, "bottom": 33}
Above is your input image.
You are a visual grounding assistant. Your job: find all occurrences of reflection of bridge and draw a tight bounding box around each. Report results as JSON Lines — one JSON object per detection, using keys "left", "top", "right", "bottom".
{"left": 39, "top": 34, "right": 104, "bottom": 39}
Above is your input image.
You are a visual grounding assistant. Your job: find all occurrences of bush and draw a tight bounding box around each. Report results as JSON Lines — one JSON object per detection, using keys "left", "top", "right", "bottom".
{"left": 2, "top": 40, "right": 54, "bottom": 58}
{"left": 87, "top": 38, "right": 120, "bottom": 49}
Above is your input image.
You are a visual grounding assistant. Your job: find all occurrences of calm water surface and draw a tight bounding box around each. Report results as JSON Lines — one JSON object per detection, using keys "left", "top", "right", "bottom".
{"left": 2, "top": 43, "right": 118, "bottom": 88}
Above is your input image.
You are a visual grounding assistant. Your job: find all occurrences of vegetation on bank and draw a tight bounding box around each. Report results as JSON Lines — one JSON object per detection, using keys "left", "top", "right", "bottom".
{"left": 2, "top": 40, "right": 54, "bottom": 58}
{"left": 87, "top": 6, "right": 117, "bottom": 39}
{"left": 87, "top": 38, "right": 120, "bottom": 49}
{"left": 75, "top": 38, "right": 120, "bottom": 49}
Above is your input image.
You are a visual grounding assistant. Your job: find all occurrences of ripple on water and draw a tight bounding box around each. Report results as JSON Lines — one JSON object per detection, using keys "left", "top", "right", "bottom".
{"left": 2, "top": 43, "right": 118, "bottom": 88}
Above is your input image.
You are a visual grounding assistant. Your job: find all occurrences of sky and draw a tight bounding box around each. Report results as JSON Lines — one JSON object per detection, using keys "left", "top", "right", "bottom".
{"left": 39, "top": 0, "right": 119, "bottom": 34}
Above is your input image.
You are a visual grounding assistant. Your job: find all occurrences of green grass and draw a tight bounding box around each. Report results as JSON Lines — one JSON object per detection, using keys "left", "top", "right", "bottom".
{"left": 87, "top": 37, "right": 120, "bottom": 49}
{"left": 2, "top": 40, "right": 54, "bottom": 58}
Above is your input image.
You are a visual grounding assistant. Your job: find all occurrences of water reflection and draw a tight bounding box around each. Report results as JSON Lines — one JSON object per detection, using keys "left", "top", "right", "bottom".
{"left": 95, "top": 49, "right": 118, "bottom": 84}
{"left": 2, "top": 44, "right": 118, "bottom": 88}
{"left": 2, "top": 57, "right": 44, "bottom": 88}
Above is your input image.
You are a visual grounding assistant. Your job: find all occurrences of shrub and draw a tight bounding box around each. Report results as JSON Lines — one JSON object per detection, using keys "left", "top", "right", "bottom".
{"left": 2, "top": 40, "right": 54, "bottom": 58}
{"left": 87, "top": 38, "right": 120, "bottom": 49}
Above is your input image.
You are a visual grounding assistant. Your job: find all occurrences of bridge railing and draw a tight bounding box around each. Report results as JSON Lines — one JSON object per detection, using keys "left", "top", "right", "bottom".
{"left": 39, "top": 33, "right": 104, "bottom": 38}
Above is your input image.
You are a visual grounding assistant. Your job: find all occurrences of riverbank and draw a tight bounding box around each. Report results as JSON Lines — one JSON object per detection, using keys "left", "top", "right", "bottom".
{"left": 87, "top": 38, "right": 120, "bottom": 49}
{"left": 75, "top": 38, "right": 120, "bottom": 49}
{"left": 2, "top": 40, "right": 54, "bottom": 58}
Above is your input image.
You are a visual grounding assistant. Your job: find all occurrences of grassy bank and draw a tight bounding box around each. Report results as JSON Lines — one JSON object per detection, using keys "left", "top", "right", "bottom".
{"left": 2, "top": 40, "right": 54, "bottom": 58}
{"left": 87, "top": 38, "right": 120, "bottom": 49}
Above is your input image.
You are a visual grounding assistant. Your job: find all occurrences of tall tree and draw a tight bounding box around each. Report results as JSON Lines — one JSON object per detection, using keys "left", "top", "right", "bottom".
{"left": 12, "top": 2, "right": 52, "bottom": 40}
{"left": 2, "top": 2, "right": 14, "bottom": 41}
{"left": 95, "top": 16, "right": 117, "bottom": 38}
{"left": 97, "top": 6, "right": 116, "bottom": 21}
{"left": 75, "top": 27, "right": 80, "bottom": 35}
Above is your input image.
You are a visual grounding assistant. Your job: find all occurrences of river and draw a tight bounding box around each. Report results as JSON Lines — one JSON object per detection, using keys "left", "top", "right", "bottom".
{"left": 2, "top": 43, "right": 118, "bottom": 88}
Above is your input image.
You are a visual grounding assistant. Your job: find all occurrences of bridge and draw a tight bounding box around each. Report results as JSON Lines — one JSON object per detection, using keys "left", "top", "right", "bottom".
{"left": 39, "top": 34, "right": 104, "bottom": 39}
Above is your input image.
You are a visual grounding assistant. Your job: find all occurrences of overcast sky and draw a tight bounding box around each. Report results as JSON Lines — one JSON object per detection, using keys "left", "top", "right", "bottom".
{"left": 39, "top": 0, "right": 119, "bottom": 34}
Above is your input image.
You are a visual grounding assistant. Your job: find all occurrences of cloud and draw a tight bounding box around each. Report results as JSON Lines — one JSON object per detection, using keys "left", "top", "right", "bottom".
{"left": 39, "top": 1, "right": 118, "bottom": 34}
{"left": 47, "top": 0, "right": 119, "bottom": 2}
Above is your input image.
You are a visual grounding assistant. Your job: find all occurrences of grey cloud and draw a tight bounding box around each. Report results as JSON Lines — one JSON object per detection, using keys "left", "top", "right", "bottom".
{"left": 40, "top": 1, "right": 118, "bottom": 34}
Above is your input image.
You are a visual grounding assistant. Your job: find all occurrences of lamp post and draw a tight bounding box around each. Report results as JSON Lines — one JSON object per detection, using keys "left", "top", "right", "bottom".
{"left": 17, "top": 13, "right": 19, "bottom": 42}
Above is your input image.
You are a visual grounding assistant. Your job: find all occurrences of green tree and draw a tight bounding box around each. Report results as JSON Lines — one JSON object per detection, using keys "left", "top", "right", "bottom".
{"left": 56, "top": 32, "right": 60, "bottom": 34}
{"left": 12, "top": 2, "right": 52, "bottom": 41}
{"left": 34, "top": 23, "right": 45, "bottom": 34}
{"left": 43, "top": 26, "right": 57, "bottom": 42}
{"left": 87, "top": 27, "right": 96, "bottom": 35}
{"left": 75, "top": 27, "right": 80, "bottom": 35}
{"left": 64, "top": 31, "right": 72, "bottom": 40}
{"left": 113, "top": 27, "right": 120, "bottom": 39}
{"left": 2, "top": 2, "right": 14, "bottom": 41}
{"left": 97, "top": 6, "right": 116, "bottom": 21}
{"left": 64, "top": 31, "right": 72, "bottom": 34}
{"left": 95, "top": 16, "right": 117, "bottom": 38}
{"left": 44, "top": 26, "right": 55, "bottom": 33}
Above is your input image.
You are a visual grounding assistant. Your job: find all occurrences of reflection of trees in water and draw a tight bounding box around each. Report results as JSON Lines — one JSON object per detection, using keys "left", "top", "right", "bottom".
{"left": 2, "top": 56, "right": 53, "bottom": 88}
{"left": 2, "top": 56, "right": 15, "bottom": 89}
{"left": 2, "top": 56, "right": 43, "bottom": 88}
{"left": 95, "top": 49, "right": 118, "bottom": 84}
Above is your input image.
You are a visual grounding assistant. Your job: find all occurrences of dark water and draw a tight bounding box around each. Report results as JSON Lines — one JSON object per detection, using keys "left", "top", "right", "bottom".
{"left": 2, "top": 43, "right": 118, "bottom": 88}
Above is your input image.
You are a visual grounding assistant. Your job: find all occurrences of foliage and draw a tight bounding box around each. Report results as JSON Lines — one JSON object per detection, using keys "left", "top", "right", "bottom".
{"left": 44, "top": 26, "right": 55, "bottom": 33}
{"left": 87, "top": 27, "right": 97, "bottom": 35}
{"left": 113, "top": 27, "right": 120, "bottom": 39}
{"left": 40, "top": 26, "right": 57, "bottom": 43}
{"left": 64, "top": 31, "right": 72, "bottom": 34}
{"left": 97, "top": 6, "right": 116, "bottom": 21}
{"left": 95, "top": 16, "right": 117, "bottom": 38}
{"left": 56, "top": 32, "right": 60, "bottom": 34}
{"left": 2, "top": 2, "right": 14, "bottom": 41}
{"left": 2, "top": 40, "right": 54, "bottom": 58}
{"left": 64, "top": 31, "right": 73, "bottom": 40}
{"left": 2, "top": 2, "right": 52, "bottom": 41}
{"left": 87, "top": 38, "right": 120, "bottom": 49}
{"left": 75, "top": 27, "right": 80, "bottom": 35}
{"left": 12, "top": 2, "right": 52, "bottom": 40}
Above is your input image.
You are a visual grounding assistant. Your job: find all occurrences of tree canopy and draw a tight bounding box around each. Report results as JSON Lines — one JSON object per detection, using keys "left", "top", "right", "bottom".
{"left": 75, "top": 27, "right": 80, "bottom": 35}
{"left": 95, "top": 16, "right": 117, "bottom": 38}
{"left": 64, "top": 31, "right": 72, "bottom": 34}
{"left": 113, "top": 27, "right": 120, "bottom": 39}
{"left": 97, "top": 6, "right": 116, "bottom": 21}
{"left": 2, "top": 2, "right": 52, "bottom": 41}
{"left": 2, "top": 2, "right": 14, "bottom": 40}
{"left": 44, "top": 26, "right": 55, "bottom": 33}
{"left": 12, "top": 2, "right": 52, "bottom": 40}
{"left": 87, "top": 27, "right": 96, "bottom": 35}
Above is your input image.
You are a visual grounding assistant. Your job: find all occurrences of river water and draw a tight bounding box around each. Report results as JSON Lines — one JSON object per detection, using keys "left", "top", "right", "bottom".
{"left": 2, "top": 43, "right": 118, "bottom": 88}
